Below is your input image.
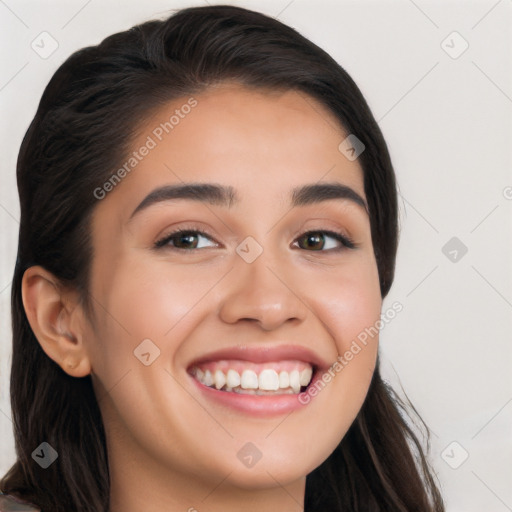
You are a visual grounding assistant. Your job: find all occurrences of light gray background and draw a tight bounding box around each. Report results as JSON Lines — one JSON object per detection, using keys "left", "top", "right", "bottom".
{"left": 1, "top": 1, "right": 511, "bottom": 510}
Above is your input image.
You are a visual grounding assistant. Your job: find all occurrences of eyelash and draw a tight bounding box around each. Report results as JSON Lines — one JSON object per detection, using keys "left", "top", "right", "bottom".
{"left": 154, "top": 227, "right": 356, "bottom": 252}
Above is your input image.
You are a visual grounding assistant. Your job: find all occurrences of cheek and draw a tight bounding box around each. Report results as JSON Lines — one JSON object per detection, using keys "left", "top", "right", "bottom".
{"left": 84, "top": 254, "right": 224, "bottom": 381}
{"left": 301, "top": 256, "right": 381, "bottom": 416}
{"left": 308, "top": 253, "right": 382, "bottom": 352}
{"left": 83, "top": 256, "right": 223, "bottom": 469}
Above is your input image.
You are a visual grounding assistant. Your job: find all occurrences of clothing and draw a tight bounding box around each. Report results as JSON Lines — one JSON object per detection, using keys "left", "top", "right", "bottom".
{"left": 0, "top": 493, "right": 40, "bottom": 511}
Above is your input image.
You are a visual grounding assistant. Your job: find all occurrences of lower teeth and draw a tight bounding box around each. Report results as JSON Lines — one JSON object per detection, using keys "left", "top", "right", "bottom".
{"left": 209, "top": 385, "right": 306, "bottom": 395}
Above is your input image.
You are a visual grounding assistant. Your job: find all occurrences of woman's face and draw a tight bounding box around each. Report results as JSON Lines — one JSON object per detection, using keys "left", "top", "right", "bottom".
{"left": 82, "top": 83, "right": 381, "bottom": 499}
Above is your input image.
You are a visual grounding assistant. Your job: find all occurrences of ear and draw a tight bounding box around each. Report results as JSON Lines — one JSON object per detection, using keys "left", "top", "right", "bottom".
{"left": 21, "top": 265, "right": 91, "bottom": 377}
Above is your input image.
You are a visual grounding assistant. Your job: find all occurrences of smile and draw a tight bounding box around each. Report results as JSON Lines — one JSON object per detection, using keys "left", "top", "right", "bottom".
{"left": 190, "top": 360, "right": 314, "bottom": 395}
{"left": 186, "top": 344, "right": 329, "bottom": 416}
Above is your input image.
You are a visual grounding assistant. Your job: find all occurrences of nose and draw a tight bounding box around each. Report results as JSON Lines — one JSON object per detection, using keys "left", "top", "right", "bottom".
{"left": 218, "top": 249, "right": 309, "bottom": 331}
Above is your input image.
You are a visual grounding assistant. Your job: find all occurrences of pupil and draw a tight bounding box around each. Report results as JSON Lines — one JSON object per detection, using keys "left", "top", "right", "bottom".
{"left": 179, "top": 232, "right": 197, "bottom": 248}
{"left": 305, "top": 232, "right": 323, "bottom": 250}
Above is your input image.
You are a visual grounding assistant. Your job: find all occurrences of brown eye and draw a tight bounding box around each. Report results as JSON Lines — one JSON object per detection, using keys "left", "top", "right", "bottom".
{"left": 155, "top": 229, "right": 217, "bottom": 250}
{"left": 294, "top": 230, "right": 355, "bottom": 252}
{"left": 298, "top": 232, "right": 325, "bottom": 251}
{"left": 171, "top": 232, "right": 200, "bottom": 249}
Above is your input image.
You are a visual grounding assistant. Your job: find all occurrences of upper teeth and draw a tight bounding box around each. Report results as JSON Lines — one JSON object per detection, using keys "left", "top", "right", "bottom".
{"left": 191, "top": 366, "right": 313, "bottom": 394}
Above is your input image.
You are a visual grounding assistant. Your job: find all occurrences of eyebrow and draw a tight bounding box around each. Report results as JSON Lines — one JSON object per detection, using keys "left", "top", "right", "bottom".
{"left": 128, "top": 181, "right": 368, "bottom": 221}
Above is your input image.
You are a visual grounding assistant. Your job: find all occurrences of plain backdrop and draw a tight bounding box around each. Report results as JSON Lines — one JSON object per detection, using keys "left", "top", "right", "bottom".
{"left": 1, "top": 1, "right": 511, "bottom": 510}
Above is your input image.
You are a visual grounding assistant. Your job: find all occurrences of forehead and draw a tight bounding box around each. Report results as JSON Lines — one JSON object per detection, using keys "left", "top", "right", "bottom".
{"left": 93, "top": 83, "right": 366, "bottom": 223}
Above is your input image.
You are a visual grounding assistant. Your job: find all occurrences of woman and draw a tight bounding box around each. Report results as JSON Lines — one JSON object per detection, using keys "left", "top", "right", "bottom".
{"left": 0, "top": 5, "right": 444, "bottom": 511}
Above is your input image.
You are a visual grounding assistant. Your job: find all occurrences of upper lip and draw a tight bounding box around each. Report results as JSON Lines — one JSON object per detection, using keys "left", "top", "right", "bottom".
{"left": 187, "top": 344, "right": 332, "bottom": 371}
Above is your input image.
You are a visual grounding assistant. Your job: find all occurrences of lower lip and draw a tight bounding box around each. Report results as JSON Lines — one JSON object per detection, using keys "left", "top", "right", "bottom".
{"left": 188, "top": 370, "right": 322, "bottom": 417}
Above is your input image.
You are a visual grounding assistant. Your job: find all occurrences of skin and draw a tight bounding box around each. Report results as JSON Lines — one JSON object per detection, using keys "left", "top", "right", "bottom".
{"left": 22, "top": 83, "right": 382, "bottom": 511}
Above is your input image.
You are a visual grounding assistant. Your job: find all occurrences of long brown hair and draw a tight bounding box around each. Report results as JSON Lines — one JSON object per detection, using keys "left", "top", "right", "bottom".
{"left": 1, "top": 5, "right": 444, "bottom": 511}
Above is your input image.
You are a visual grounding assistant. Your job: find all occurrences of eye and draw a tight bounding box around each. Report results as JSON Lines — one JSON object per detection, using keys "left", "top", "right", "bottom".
{"left": 154, "top": 229, "right": 218, "bottom": 251}
{"left": 154, "top": 228, "right": 356, "bottom": 253}
{"left": 293, "top": 230, "right": 355, "bottom": 252}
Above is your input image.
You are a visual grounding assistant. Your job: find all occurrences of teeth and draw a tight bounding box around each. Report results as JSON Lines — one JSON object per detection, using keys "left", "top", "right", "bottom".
{"left": 226, "top": 369, "right": 241, "bottom": 388}
{"left": 258, "top": 369, "right": 279, "bottom": 391}
{"left": 214, "top": 370, "right": 226, "bottom": 390}
{"left": 192, "top": 365, "right": 314, "bottom": 394}
{"left": 203, "top": 370, "right": 213, "bottom": 387}
{"left": 240, "top": 369, "right": 259, "bottom": 389}
{"left": 289, "top": 370, "right": 300, "bottom": 393}
{"left": 300, "top": 367, "right": 313, "bottom": 386}
{"left": 279, "top": 371, "right": 289, "bottom": 389}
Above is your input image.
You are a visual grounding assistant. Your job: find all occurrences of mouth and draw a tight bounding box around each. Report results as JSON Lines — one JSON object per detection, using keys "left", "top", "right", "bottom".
{"left": 189, "top": 360, "right": 316, "bottom": 395}
{"left": 185, "top": 344, "right": 329, "bottom": 415}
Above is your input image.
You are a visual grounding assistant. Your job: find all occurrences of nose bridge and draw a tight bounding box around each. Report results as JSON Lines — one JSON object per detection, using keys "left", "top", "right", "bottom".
{"left": 218, "top": 238, "right": 308, "bottom": 330}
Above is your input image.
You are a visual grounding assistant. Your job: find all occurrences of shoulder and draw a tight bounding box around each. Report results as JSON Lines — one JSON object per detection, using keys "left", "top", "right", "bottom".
{"left": 0, "top": 492, "right": 41, "bottom": 511}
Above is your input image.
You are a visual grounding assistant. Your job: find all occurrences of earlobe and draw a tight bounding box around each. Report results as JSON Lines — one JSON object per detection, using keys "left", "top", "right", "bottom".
{"left": 21, "top": 265, "right": 91, "bottom": 377}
